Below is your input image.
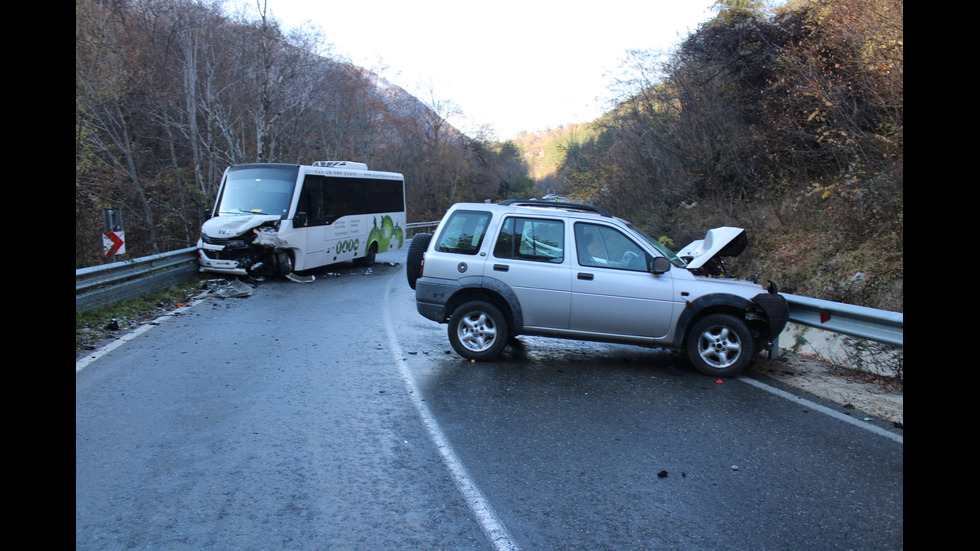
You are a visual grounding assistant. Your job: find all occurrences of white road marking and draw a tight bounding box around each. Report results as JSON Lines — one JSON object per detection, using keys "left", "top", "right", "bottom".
{"left": 738, "top": 375, "right": 903, "bottom": 445}
{"left": 75, "top": 301, "right": 203, "bottom": 374}
{"left": 78, "top": 275, "right": 520, "bottom": 547}
{"left": 383, "top": 276, "right": 521, "bottom": 551}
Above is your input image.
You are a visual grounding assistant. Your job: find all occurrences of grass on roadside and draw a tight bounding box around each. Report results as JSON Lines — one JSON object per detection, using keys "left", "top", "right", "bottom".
{"left": 76, "top": 278, "right": 205, "bottom": 355}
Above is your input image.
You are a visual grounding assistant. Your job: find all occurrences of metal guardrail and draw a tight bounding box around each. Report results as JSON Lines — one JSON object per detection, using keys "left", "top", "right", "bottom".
{"left": 75, "top": 224, "right": 443, "bottom": 313}
{"left": 75, "top": 247, "right": 200, "bottom": 313}
{"left": 76, "top": 234, "right": 903, "bottom": 349}
{"left": 405, "top": 220, "right": 439, "bottom": 236}
{"left": 783, "top": 293, "right": 903, "bottom": 346}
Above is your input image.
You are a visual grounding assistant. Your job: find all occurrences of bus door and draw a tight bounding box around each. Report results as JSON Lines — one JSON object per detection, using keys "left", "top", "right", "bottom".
{"left": 294, "top": 175, "right": 329, "bottom": 269}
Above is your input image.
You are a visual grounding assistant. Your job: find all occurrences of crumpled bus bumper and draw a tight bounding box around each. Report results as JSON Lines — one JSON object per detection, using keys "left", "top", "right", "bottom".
{"left": 198, "top": 244, "right": 249, "bottom": 276}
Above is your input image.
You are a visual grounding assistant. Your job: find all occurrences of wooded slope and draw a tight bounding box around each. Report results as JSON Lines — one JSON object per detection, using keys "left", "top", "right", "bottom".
{"left": 77, "top": 0, "right": 901, "bottom": 312}
{"left": 520, "top": 0, "right": 902, "bottom": 311}
{"left": 76, "top": 0, "right": 531, "bottom": 268}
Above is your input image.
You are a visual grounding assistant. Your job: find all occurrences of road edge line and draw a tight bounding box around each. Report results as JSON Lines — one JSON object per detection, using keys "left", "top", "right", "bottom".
{"left": 738, "top": 375, "right": 903, "bottom": 445}
{"left": 383, "top": 275, "right": 521, "bottom": 551}
{"left": 75, "top": 300, "right": 204, "bottom": 374}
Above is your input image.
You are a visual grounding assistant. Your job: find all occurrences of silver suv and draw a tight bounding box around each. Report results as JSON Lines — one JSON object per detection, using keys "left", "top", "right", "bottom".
{"left": 407, "top": 200, "right": 787, "bottom": 377}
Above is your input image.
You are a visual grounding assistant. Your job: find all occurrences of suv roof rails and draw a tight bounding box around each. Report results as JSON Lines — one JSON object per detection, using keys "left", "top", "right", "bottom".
{"left": 498, "top": 199, "right": 613, "bottom": 218}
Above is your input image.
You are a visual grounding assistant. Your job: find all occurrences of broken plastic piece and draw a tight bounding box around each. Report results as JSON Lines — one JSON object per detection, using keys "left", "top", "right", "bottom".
{"left": 286, "top": 273, "right": 315, "bottom": 283}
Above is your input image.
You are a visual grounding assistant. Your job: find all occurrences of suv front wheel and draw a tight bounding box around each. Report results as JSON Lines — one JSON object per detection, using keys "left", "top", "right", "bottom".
{"left": 448, "top": 301, "right": 509, "bottom": 361}
{"left": 686, "top": 313, "right": 755, "bottom": 377}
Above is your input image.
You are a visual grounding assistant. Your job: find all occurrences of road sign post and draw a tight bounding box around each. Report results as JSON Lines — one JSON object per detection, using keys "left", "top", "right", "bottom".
{"left": 103, "top": 209, "right": 125, "bottom": 256}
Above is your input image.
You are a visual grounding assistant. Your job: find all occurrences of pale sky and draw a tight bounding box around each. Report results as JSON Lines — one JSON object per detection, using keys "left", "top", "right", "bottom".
{"left": 250, "top": 0, "right": 719, "bottom": 139}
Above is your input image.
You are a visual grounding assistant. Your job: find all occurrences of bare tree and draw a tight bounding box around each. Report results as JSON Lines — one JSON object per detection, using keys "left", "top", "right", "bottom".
{"left": 76, "top": 0, "right": 160, "bottom": 253}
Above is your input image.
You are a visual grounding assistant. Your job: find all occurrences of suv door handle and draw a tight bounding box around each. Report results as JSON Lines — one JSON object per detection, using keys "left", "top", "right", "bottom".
{"left": 577, "top": 272, "right": 594, "bottom": 280}
{"left": 493, "top": 264, "right": 509, "bottom": 272}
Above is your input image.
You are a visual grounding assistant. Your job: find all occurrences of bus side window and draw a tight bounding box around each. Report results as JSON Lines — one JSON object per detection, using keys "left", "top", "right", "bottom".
{"left": 299, "top": 177, "right": 327, "bottom": 226}
{"left": 301, "top": 175, "right": 404, "bottom": 225}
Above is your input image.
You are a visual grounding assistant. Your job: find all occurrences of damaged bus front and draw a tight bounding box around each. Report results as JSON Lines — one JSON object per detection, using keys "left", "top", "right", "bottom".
{"left": 197, "top": 162, "right": 406, "bottom": 278}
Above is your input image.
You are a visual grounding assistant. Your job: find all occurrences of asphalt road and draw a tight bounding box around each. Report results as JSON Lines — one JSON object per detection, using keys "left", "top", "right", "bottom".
{"left": 76, "top": 248, "right": 903, "bottom": 550}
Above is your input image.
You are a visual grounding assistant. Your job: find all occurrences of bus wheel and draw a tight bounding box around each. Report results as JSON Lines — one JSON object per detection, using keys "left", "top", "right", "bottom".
{"left": 357, "top": 242, "right": 378, "bottom": 266}
{"left": 276, "top": 250, "right": 294, "bottom": 276}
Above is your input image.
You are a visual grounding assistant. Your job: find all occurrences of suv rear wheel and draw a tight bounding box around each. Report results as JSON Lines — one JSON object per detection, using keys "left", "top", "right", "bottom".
{"left": 686, "top": 313, "right": 754, "bottom": 377}
{"left": 448, "top": 300, "right": 509, "bottom": 361}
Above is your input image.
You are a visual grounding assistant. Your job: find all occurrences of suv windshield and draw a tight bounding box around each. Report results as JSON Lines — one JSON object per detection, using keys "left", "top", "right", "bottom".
{"left": 626, "top": 222, "right": 687, "bottom": 267}
{"left": 216, "top": 165, "right": 299, "bottom": 219}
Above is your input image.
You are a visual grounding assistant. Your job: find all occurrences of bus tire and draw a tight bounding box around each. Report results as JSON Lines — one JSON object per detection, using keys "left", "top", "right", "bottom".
{"left": 407, "top": 233, "right": 432, "bottom": 290}
{"left": 357, "top": 242, "right": 378, "bottom": 266}
{"left": 276, "top": 249, "right": 294, "bottom": 277}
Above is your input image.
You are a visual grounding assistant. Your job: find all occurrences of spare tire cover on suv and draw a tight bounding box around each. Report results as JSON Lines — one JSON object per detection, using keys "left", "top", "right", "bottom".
{"left": 406, "top": 233, "right": 432, "bottom": 290}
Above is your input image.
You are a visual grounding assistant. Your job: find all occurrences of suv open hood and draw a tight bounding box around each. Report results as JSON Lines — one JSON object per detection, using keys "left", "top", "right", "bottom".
{"left": 201, "top": 213, "right": 281, "bottom": 238}
{"left": 677, "top": 226, "right": 747, "bottom": 269}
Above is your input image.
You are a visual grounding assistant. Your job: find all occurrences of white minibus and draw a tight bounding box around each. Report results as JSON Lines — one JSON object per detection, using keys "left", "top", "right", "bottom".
{"left": 198, "top": 161, "right": 406, "bottom": 278}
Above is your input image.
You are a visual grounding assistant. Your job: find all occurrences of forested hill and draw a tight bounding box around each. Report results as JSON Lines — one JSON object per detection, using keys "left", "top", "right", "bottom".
{"left": 77, "top": 0, "right": 901, "bottom": 313}
{"left": 516, "top": 0, "right": 903, "bottom": 312}
{"left": 76, "top": 0, "right": 531, "bottom": 268}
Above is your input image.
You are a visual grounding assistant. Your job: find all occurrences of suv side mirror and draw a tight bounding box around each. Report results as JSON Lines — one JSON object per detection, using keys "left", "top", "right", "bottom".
{"left": 650, "top": 256, "right": 671, "bottom": 275}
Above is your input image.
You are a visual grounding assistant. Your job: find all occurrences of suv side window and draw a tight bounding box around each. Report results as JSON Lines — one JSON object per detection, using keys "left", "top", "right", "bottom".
{"left": 575, "top": 223, "right": 648, "bottom": 271}
{"left": 494, "top": 217, "right": 565, "bottom": 263}
{"left": 435, "top": 210, "right": 492, "bottom": 255}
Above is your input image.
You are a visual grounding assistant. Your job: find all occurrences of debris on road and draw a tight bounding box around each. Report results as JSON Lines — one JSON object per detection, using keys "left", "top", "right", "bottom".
{"left": 198, "top": 278, "right": 254, "bottom": 298}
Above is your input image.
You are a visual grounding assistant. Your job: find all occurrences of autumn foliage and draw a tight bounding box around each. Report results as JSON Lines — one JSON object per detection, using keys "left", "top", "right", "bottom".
{"left": 77, "top": 0, "right": 902, "bottom": 311}
{"left": 531, "top": 0, "right": 902, "bottom": 310}
{"left": 76, "top": 0, "right": 530, "bottom": 268}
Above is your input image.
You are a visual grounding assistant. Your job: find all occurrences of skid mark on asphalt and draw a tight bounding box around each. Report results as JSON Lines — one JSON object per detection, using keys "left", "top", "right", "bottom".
{"left": 383, "top": 275, "right": 520, "bottom": 551}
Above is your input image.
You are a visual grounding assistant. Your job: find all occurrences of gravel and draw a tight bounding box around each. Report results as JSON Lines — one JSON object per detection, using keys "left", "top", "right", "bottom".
{"left": 752, "top": 353, "right": 903, "bottom": 427}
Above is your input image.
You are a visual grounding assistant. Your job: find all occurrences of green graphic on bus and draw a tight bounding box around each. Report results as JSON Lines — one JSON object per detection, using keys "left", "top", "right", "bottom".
{"left": 369, "top": 215, "right": 404, "bottom": 252}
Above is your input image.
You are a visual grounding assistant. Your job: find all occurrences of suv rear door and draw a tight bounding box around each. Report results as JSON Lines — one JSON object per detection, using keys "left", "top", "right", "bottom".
{"left": 489, "top": 215, "right": 571, "bottom": 329}
{"left": 570, "top": 222, "right": 674, "bottom": 338}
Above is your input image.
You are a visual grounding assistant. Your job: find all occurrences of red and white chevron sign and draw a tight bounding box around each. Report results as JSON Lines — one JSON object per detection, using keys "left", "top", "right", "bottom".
{"left": 103, "top": 231, "right": 125, "bottom": 256}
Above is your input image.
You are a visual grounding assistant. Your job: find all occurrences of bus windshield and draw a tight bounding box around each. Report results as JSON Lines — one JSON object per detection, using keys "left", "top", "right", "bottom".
{"left": 216, "top": 165, "right": 299, "bottom": 219}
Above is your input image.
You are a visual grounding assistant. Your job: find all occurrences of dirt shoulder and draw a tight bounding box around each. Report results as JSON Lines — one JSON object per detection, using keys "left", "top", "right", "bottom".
{"left": 751, "top": 353, "right": 903, "bottom": 427}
